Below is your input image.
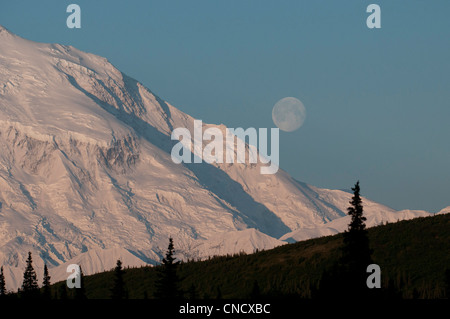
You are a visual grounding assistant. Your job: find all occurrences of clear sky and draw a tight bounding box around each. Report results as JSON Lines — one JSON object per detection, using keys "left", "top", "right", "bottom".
{"left": 1, "top": 0, "right": 449, "bottom": 212}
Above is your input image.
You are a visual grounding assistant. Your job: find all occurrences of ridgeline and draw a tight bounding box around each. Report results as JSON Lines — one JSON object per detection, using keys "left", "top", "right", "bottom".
{"left": 48, "top": 213, "right": 450, "bottom": 299}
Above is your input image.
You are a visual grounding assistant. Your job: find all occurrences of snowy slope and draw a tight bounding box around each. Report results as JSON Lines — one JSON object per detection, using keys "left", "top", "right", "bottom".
{"left": 178, "top": 228, "right": 286, "bottom": 260}
{"left": 437, "top": 206, "right": 450, "bottom": 215}
{"left": 0, "top": 25, "right": 444, "bottom": 291}
{"left": 1, "top": 247, "right": 148, "bottom": 293}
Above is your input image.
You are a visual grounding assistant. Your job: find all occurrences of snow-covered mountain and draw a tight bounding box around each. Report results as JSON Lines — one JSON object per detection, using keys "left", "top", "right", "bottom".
{"left": 0, "top": 25, "right": 442, "bottom": 290}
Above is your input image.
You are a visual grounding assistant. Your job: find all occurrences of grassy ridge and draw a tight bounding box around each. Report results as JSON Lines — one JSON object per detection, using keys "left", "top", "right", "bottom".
{"left": 52, "top": 213, "right": 450, "bottom": 299}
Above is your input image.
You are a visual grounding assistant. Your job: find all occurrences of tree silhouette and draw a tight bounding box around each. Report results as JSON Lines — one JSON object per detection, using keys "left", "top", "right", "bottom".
{"left": 318, "top": 181, "right": 374, "bottom": 298}
{"left": 111, "top": 260, "right": 127, "bottom": 299}
{"left": 42, "top": 264, "right": 51, "bottom": 299}
{"left": 341, "top": 181, "right": 373, "bottom": 295}
{"left": 74, "top": 265, "right": 87, "bottom": 299}
{"left": 154, "top": 237, "right": 181, "bottom": 299}
{"left": 20, "top": 252, "right": 40, "bottom": 299}
{"left": 0, "top": 266, "right": 6, "bottom": 297}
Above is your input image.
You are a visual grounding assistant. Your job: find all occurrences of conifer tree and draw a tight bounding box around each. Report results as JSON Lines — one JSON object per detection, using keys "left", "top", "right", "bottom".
{"left": 42, "top": 264, "right": 51, "bottom": 299}
{"left": 21, "top": 252, "right": 39, "bottom": 298}
{"left": 340, "top": 181, "right": 373, "bottom": 296}
{"left": 342, "top": 182, "right": 372, "bottom": 259}
{"left": 154, "top": 237, "right": 181, "bottom": 299}
{"left": 111, "top": 259, "right": 126, "bottom": 299}
{"left": 318, "top": 182, "right": 374, "bottom": 298}
{"left": 74, "top": 265, "right": 87, "bottom": 300}
{"left": 0, "top": 266, "right": 6, "bottom": 297}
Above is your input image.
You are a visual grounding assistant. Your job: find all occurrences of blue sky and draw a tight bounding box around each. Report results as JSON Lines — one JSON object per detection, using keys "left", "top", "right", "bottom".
{"left": 1, "top": 1, "right": 450, "bottom": 212}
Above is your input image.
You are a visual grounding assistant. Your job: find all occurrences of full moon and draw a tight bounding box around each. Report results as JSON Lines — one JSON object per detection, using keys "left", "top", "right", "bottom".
{"left": 272, "top": 97, "right": 306, "bottom": 132}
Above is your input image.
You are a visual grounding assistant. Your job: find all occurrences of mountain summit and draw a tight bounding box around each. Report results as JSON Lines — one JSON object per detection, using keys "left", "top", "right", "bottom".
{"left": 0, "top": 26, "right": 435, "bottom": 289}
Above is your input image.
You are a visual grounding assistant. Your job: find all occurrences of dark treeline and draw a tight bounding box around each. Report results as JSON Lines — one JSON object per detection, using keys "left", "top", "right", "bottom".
{"left": 0, "top": 251, "right": 88, "bottom": 300}
{"left": 0, "top": 251, "right": 56, "bottom": 300}
{"left": 1, "top": 182, "right": 449, "bottom": 300}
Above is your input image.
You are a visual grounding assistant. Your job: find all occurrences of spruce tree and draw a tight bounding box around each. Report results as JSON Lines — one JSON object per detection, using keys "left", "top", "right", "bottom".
{"left": 21, "top": 252, "right": 39, "bottom": 299}
{"left": 0, "top": 266, "right": 6, "bottom": 297}
{"left": 343, "top": 182, "right": 372, "bottom": 257}
{"left": 340, "top": 181, "right": 373, "bottom": 296}
{"left": 318, "top": 181, "right": 374, "bottom": 298}
{"left": 74, "top": 266, "right": 87, "bottom": 300}
{"left": 110, "top": 259, "right": 126, "bottom": 299}
{"left": 154, "top": 237, "right": 181, "bottom": 299}
{"left": 42, "top": 264, "right": 51, "bottom": 299}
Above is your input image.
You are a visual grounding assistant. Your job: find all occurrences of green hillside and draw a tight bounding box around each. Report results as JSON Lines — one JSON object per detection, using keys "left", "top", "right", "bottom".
{"left": 52, "top": 213, "right": 450, "bottom": 299}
